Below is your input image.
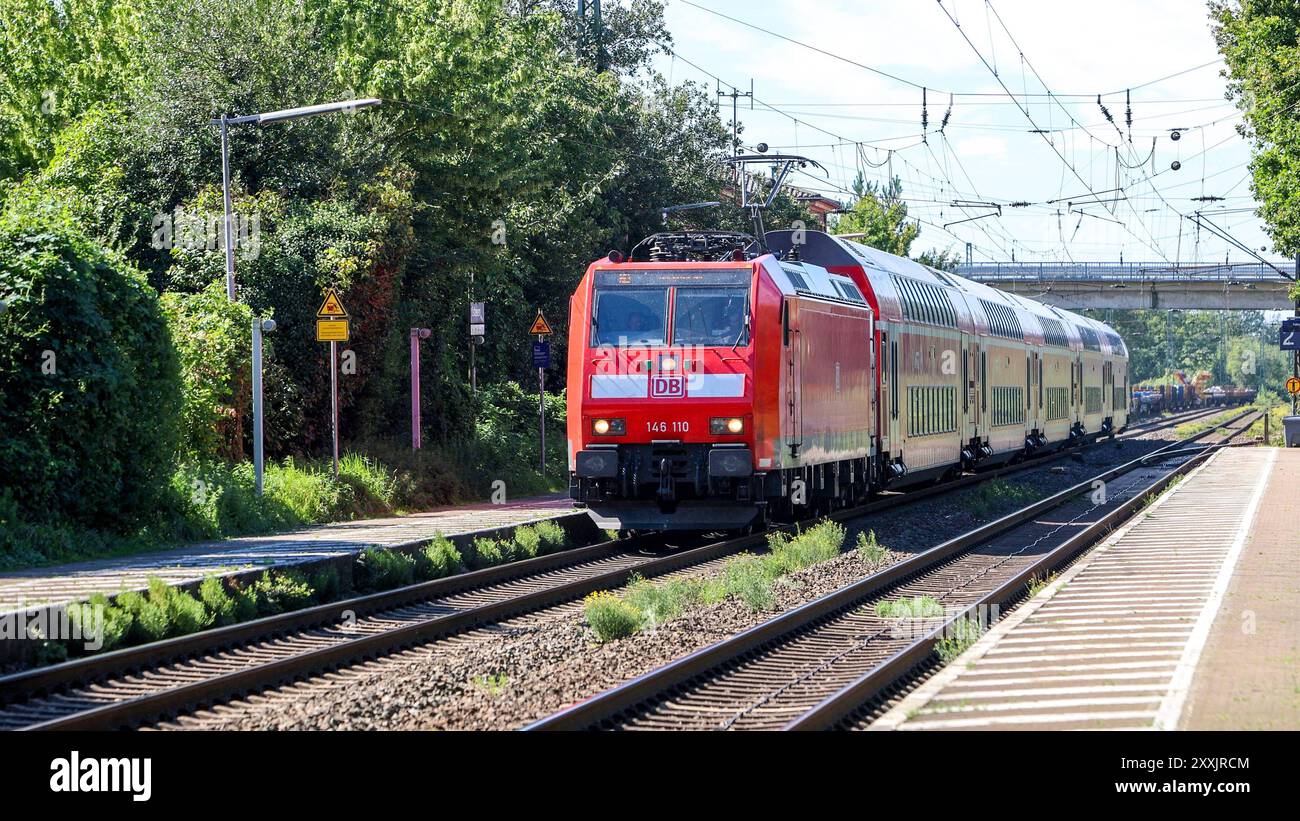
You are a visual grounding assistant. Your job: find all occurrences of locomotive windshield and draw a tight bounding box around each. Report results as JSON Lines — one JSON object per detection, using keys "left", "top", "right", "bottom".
{"left": 592, "top": 288, "right": 668, "bottom": 346}
{"left": 673, "top": 287, "right": 749, "bottom": 346}
{"left": 590, "top": 268, "right": 751, "bottom": 348}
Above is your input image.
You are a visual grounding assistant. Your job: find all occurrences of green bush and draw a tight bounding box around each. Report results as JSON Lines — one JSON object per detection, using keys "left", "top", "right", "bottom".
{"left": 161, "top": 282, "right": 253, "bottom": 462}
{"left": 68, "top": 593, "right": 133, "bottom": 653}
{"left": 198, "top": 576, "right": 239, "bottom": 626}
{"left": 856, "top": 530, "right": 887, "bottom": 564}
{"left": 584, "top": 591, "right": 643, "bottom": 642}
{"left": 723, "top": 555, "right": 775, "bottom": 612}
{"left": 533, "top": 520, "right": 568, "bottom": 554}
{"left": 309, "top": 565, "right": 342, "bottom": 601}
{"left": 227, "top": 578, "right": 260, "bottom": 622}
{"left": 762, "top": 521, "right": 843, "bottom": 576}
{"left": 250, "top": 570, "right": 314, "bottom": 615}
{"left": 416, "top": 537, "right": 462, "bottom": 579}
{"left": 512, "top": 525, "right": 542, "bottom": 559}
{"left": 0, "top": 202, "right": 181, "bottom": 532}
{"left": 356, "top": 549, "right": 415, "bottom": 592}
{"left": 623, "top": 574, "right": 723, "bottom": 627}
{"left": 472, "top": 537, "right": 506, "bottom": 568}
{"left": 115, "top": 590, "right": 169, "bottom": 644}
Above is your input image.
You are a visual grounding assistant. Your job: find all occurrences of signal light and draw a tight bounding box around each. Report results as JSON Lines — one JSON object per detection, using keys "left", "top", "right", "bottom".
{"left": 592, "top": 418, "right": 625, "bottom": 435}
{"left": 711, "top": 417, "right": 745, "bottom": 435}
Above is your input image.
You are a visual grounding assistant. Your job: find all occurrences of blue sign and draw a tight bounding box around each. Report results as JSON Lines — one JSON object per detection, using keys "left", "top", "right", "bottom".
{"left": 532, "top": 340, "right": 550, "bottom": 368}
{"left": 1282, "top": 318, "right": 1300, "bottom": 351}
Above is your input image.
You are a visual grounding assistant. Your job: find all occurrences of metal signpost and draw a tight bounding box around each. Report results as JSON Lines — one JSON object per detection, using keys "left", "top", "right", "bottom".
{"left": 1283, "top": 318, "right": 1300, "bottom": 414}
{"left": 470, "top": 301, "right": 485, "bottom": 395}
{"left": 251, "top": 316, "right": 276, "bottom": 495}
{"left": 410, "top": 327, "right": 431, "bottom": 451}
{"left": 316, "top": 289, "right": 350, "bottom": 478}
{"left": 530, "top": 310, "right": 553, "bottom": 473}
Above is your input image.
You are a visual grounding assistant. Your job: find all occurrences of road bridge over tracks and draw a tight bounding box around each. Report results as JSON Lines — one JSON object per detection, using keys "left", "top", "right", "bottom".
{"left": 955, "top": 261, "right": 1297, "bottom": 310}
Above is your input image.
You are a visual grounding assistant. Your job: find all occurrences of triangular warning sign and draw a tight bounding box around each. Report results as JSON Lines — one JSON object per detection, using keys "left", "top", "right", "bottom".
{"left": 317, "top": 289, "right": 348, "bottom": 318}
{"left": 529, "top": 312, "right": 553, "bottom": 335}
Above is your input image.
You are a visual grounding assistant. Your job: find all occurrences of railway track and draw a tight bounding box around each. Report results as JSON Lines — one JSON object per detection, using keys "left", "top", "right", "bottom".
{"left": 0, "top": 406, "right": 1224, "bottom": 731}
{"left": 526, "top": 408, "right": 1261, "bottom": 731}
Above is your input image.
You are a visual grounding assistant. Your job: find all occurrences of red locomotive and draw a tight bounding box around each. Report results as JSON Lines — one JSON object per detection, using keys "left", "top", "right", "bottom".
{"left": 566, "top": 230, "right": 1128, "bottom": 531}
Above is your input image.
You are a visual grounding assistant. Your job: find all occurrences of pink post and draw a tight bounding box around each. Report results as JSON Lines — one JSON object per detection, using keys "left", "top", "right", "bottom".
{"left": 410, "top": 328, "right": 430, "bottom": 450}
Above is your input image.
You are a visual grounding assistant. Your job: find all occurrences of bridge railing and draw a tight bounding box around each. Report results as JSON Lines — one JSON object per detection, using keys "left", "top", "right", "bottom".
{"left": 955, "top": 261, "right": 1295, "bottom": 283}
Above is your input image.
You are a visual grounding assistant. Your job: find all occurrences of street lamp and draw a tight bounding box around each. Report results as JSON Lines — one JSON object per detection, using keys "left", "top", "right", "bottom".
{"left": 252, "top": 317, "right": 277, "bottom": 495}
{"left": 212, "top": 98, "right": 382, "bottom": 300}
{"left": 410, "top": 328, "right": 432, "bottom": 451}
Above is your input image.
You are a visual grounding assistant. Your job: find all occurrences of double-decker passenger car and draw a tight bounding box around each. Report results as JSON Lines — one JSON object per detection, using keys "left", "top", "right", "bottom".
{"left": 567, "top": 230, "right": 1128, "bottom": 531}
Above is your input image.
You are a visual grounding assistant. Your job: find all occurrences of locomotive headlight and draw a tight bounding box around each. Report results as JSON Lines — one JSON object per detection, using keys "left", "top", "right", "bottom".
{"left": 660, "top": 356, "right": 678, "bottom": 371}
{"left": 592, "top": 418, "right": 625, "bottom": 435}
{"left": 711, "top": 417, "right": 745, "bottom": 435}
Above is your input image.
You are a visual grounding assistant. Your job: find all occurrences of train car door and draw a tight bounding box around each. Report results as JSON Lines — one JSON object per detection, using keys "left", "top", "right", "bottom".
{"left": 1074, "top": 355, "right": 1084, "bottom": 422}
{"left": 784, "top": 299, "right": 802, "bottom": 458}
{"left": 961, "top": 333, "right": 975, "bottom": 445}
{"left": 879, "top": 327, "right": 901, "bottom": 456}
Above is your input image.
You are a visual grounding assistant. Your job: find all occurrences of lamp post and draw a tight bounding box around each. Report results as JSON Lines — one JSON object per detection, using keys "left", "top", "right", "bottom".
{"left": 212, "top": 99, "right": 381, "bottom": 301}
{"left": 410, "top": 328, "right": 432, "bottom": 451}
{"left": 252, "top": 317, "right": 277, "bottom": 495}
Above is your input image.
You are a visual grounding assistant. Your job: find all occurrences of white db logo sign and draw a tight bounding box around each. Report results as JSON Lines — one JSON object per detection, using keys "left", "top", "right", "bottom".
{"left": 650, "top": 375, "right": 686, "bottom": 398}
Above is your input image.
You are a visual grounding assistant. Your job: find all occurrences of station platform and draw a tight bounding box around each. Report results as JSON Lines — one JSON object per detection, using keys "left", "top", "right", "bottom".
{"left": 0, "top": 493, "right": 577, "bottom": 617}
{"left": 871, "top": 445, "right": 1293, "bottom": 731}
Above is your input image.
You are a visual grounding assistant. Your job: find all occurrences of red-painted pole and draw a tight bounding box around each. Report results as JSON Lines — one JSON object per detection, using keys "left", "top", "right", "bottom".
{"left": 411, "top": 328, "right": 430, "bottom": 450}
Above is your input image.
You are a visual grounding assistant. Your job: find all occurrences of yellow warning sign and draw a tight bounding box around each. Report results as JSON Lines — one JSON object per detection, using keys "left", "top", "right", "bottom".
{"left": 1287, "top": 376, "right": 1300, "bottom": 396}
{"left": 317, "top": 289, "right": 348, "bottom": 318}
{"left": 529, "top": 311, "right": 553, "bottom": 336}
{"left": 316, "top": 318, "right": 350, "bottom": 342}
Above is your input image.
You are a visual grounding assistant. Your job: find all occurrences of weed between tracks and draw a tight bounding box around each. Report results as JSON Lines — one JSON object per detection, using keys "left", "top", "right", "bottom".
{"left": 962, "top": 479, "right": 1038, "bottom": 519}
{"left": 583, "top": 520, "right": 859, "bottom": 642}
{"left": 1025, "top": 571, "right": 1058, "bottom": 598}
{"left": 935, "top": 618, "right": 983, "bottom": 663}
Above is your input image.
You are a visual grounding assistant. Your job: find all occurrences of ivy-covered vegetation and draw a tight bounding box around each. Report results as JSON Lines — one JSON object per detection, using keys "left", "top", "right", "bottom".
{"left": 0, "top": 0, "right": 818, "bottom": 567}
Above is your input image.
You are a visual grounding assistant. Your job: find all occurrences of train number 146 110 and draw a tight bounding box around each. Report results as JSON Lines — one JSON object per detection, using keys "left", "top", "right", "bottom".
{"left": 646, "top": 421, "right": 689, "bottom": 433}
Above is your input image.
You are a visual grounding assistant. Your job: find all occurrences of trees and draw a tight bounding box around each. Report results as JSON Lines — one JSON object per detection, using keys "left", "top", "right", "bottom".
{"left": 1213, "top": 1, "right": 1300, "bottom": 273}
{"left": 1, "top": 0, "right": 808, "bottom": 517}
{"left": 831, "top": 174, "right": 919, "bottom": 256}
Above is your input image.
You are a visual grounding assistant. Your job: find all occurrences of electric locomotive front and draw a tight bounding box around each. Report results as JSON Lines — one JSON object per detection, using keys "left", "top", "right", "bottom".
{"left": 566, "top": 255, "right": 776, "bottom": 531}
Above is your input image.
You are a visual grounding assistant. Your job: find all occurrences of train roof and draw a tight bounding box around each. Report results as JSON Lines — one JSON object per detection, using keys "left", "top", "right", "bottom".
{"left": 764, "top": 230, "right": 1126, "bottom": 357}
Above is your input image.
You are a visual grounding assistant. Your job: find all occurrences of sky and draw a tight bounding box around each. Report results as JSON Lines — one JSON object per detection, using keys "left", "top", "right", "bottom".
{"left": 647, "top": 0, "right": 1277, "bottom": 267}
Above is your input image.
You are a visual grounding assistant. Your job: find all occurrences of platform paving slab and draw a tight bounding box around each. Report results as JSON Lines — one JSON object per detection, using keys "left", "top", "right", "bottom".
{"left": 869, "top": 446, "right": 1275, "bottom": 731}
{"left": 1178, "top": 447, "right": 1300, "bottom": 730}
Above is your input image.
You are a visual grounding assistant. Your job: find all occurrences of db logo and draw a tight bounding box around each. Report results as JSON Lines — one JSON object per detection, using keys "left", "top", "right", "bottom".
{"left": 650, "top": 374, "right": 686, "bottom": 398}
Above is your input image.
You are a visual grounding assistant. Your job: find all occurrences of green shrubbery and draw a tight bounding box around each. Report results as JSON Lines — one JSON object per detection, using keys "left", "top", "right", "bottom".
{"left": 583, "top": 520, "right": 850, "bottom": 642}
{"left": 40, "top": 521, "right": 554, "bottom": 664}
{"left": 0, "top": 202, "right": 181, "bottom": 533}
{"left": 584, "top": 591, "right": 645, "bottom": 642}
{"left": 463, "top": 521, "right": 568, "bottom": 570}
